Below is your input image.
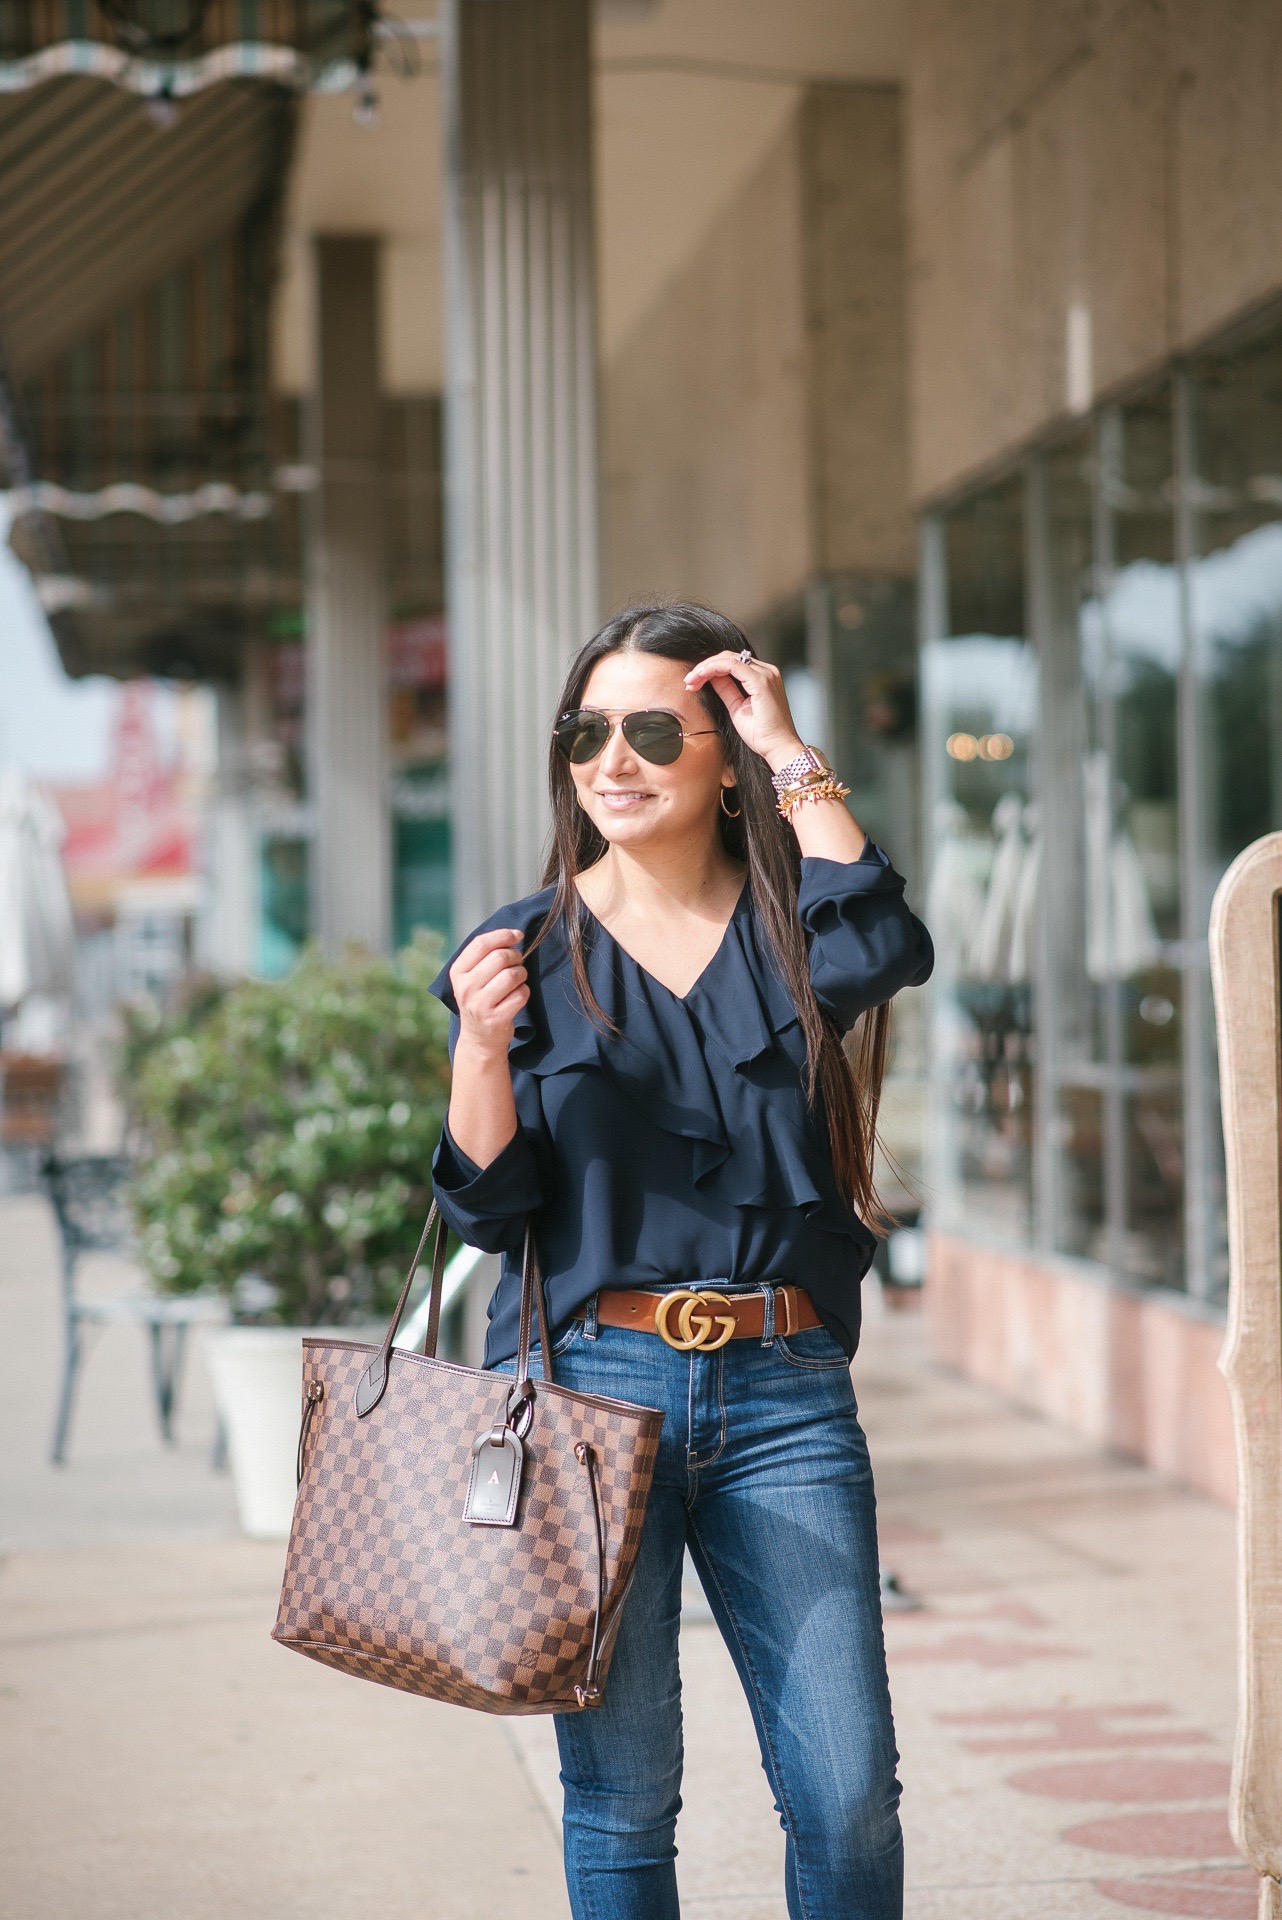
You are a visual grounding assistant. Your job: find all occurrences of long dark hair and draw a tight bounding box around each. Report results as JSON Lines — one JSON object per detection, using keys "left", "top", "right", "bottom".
{"left": 533, "top": 603, "right": 892, "bottom": 1226}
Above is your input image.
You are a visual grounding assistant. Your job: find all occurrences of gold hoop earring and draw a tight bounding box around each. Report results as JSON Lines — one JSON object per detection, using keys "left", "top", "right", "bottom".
{"left": 720, "top": 785, "right": 742, "bottom": 819}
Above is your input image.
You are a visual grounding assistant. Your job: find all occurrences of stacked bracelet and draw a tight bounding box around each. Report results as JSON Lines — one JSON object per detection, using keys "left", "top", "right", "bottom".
{"left": 770, "top": 747, "right": 826, "bottom": 793}
{"left": 770, "top": 745, "right": 851, "bottom": 821}
{"left": 776, "top": 776, "right": 851, "bottom": 822}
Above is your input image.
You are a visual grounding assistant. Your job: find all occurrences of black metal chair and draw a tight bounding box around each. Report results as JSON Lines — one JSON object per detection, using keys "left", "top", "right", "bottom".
{"left": 42, "top": 1151, "right": 226, "bottom": 1464}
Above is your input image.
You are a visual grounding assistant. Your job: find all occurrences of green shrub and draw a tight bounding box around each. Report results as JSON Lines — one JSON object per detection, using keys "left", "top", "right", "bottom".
{"left": 127, "top": 938, "right": 452, "bottom": 1325}
{"left": 118, "top": 971, "right": 231, "bottom": 1122}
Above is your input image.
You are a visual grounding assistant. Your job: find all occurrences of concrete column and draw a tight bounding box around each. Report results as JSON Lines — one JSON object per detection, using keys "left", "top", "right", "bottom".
{"left": 197, "top": 686, "right": 256, "bottom": 978}
{"left": 305, "top": 236, "right": 391, "bottom": 954}
{"left": 442, "top": 0, "right": 601, "bottom": 930}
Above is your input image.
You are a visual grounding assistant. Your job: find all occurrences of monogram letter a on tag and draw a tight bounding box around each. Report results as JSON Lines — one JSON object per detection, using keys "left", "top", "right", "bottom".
{"left": 464, "top": 1426, "right": 524, "bottom": 1526}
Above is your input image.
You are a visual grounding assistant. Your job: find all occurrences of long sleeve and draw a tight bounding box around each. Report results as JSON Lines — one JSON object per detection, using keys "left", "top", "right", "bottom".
{"left": 798, "top": 844, "right": 934, "bottom": 1032}
{"left": 426, "top": 872, "right": 929, "bottom": 1367}
{"left": 429, "top": 1013, "right": 545, "bottom": 1253}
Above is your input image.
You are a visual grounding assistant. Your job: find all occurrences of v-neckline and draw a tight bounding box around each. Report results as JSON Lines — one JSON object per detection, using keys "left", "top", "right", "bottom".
{"left": 577, "top": 878, "right": 750, "bottom": 1005}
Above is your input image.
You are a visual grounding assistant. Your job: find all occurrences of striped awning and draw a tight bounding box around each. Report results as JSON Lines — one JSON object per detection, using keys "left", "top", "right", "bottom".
{"left": 0, "top": 7, "right": 327, "bottom": 675}
{"left": 0, "top": 3, "right": 366, "bottom": 90}
{"left": 3, "top": 176, "right": 304, "bottom": 679}
{"left": 0, "top": 3, "right": 442, "bottom": 680}
{"left": 0, "top": 76, "right": 294, "bottom": 380}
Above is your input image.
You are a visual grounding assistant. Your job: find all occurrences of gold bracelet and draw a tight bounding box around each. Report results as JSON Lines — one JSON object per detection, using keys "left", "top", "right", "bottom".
{"left": 775, "top": 774, "right": 838, "bottom": 817}
{"left": 776, "top": 776, "right": 851, "bottom": 821}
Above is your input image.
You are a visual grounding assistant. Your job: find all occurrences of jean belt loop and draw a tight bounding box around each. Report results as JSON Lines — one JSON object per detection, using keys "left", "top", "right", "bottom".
{"left": 760, "top": 1283, "right": 776, "bottom": 1348}
{"left": 583, "top": 1292, "right": 600, "bottom": 1340}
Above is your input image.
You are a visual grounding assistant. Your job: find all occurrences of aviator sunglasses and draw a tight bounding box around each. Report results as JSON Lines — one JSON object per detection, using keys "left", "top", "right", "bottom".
{"left": 552, "top": 707, "right": 719, "bottom": 767}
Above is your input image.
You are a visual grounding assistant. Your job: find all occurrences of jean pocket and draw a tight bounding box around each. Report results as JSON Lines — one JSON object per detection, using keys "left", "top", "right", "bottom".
{"left": 774, "top": 1324, "right": 850, "bottom": 1371}
{"left": 550, "top": 1317, "right": 584, "bottom": 1358}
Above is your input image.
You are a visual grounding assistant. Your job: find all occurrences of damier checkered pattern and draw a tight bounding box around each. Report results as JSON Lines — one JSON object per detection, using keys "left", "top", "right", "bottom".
{"left": 273, "top": 1338, "right": 662, "bottom": 1715}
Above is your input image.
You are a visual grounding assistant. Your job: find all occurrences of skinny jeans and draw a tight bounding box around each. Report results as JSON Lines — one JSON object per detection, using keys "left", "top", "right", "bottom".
{"left": 497, "top": 1286, "right": 903, "bottom": 1920}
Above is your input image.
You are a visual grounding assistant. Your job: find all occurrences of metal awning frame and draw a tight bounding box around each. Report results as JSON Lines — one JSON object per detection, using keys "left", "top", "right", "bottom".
{"left": 0, "top": 16, "right": 437, "bottom": 99}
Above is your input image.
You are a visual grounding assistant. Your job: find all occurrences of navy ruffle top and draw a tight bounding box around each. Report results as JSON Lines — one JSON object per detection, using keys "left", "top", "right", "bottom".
{"left": 428, "top": 843, "right": 933, "bottom": 1366}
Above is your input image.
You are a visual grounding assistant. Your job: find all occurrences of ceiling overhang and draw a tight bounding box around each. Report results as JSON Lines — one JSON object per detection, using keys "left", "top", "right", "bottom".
{"left": 0, "top": 76, "right": 297, "bottom": 381}
{"left": 0, "top": 6, "right": 358, "bottom": 678}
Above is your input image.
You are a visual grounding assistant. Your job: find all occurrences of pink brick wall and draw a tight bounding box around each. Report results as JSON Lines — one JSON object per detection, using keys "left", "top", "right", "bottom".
{"left": 927, "top": 1233, "right": 1236, "bottom": 1506}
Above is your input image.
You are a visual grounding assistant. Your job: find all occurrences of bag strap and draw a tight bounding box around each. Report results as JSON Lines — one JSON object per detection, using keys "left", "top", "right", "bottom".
{"left": 513, "top": 1214, "right": 554, "bottom": 1383}
{"left": 356, "top": 1200, "right": 552, "bottom": 1418}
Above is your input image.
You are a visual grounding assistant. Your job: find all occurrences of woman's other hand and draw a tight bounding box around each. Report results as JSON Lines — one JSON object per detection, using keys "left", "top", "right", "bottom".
{"left": 445, "top": 929, "right": 526, "bottom": 1169}
{"left": 450, "top": 929, "right": 529, "bottom": 1060}
{"left": 683, "top": 652, "right": 803, "bottom": 772}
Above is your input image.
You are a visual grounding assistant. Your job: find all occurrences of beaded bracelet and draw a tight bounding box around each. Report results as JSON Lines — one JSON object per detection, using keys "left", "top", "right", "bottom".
{"left": 776, "top": 775, "right": 851, "bottom": 822}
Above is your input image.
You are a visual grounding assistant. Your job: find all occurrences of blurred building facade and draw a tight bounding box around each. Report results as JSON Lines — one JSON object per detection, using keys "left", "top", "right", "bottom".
{"left": 3, "top": 1, "right": 1282, "bottom": 1487}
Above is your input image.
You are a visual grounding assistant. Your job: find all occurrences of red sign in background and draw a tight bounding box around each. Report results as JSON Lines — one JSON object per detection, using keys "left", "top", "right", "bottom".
{"left": 52, "top": 683, "right": 197, "bottom": 915}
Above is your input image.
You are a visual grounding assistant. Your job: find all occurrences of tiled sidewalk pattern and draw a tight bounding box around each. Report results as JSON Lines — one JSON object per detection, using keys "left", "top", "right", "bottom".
{"left": 0, "top": 1197, "right": 1243, "bottom": 1918}
{"left": 506, "top": 1295, "right": 1241, "bottom": 1919}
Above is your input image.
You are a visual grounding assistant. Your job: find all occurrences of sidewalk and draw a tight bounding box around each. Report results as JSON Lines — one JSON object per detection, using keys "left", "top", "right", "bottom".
{"left": 0, "top": 1194, "right": 1244, "bottom": 1919}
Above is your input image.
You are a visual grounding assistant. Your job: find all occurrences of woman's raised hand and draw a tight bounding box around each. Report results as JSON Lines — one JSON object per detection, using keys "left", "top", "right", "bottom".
{"left": 683, "top": 652, "right": 804, "bottom": 771}
{"left": 450, "top": 929, "right": 529, "bottom": 1058}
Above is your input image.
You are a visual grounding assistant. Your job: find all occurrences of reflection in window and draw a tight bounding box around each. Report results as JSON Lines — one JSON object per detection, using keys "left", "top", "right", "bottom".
{"left": 258, "top": 835, "right": 308, "bottom": 979}
{"left": 1040, "top": 432, "right": 1102, "bottom": 1260}
{"left": 823, "top": 576, "right": 924, "bottom": 1209}
{"left": 1093, "top": 394, "right": 1185, "bottom": 1288}
{"left": 924, "top": 478, "right": 1036, "bottom": 1243}
{"left": 1043, "top": 399, "right": 1186, "bottom": 1289}
{"left": 1189, "top": 319, "right": 1282, "bottom": 1295}
{"left": 925, "top": 307, "right": 1282, "bottom": 1302}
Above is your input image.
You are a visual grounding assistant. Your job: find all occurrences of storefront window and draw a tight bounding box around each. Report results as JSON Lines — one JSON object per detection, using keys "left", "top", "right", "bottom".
{"left": 926, "top": 311, "right": 1282, "bottom": 1300}
{"left": 1037, "top": 430, "right": 1101, "bottom": 1258}
{"left": 823, "top": 576, "right": 924, "bottom": 1208}
{"left": 1087, "top": 391, "right": 1186, "bottom": 1288}
{"left": 258, "top": 835, "right": 309, "bottom": 979}
{"left": 1190, "top": 323, "right": 1282, "bottom": 871}
{"left": 825, "top": 576, "right": 919, "bottom": 881}
{"left": 923, "top": 476, "right": 1035, "bottom": 1243}
{"left": 1187, "top": 319, "right": 1282, "bottom": 1295}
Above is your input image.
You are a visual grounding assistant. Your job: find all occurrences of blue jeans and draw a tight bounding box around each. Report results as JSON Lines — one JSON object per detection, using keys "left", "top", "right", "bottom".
{"left": 496, "top": 1291, "right": 903, "bottom": 1920}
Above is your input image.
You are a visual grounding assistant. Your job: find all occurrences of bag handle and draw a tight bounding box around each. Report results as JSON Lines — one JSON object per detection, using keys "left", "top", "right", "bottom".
{"left": 355, "top": 1200, "right": 552, "bottom": 1419}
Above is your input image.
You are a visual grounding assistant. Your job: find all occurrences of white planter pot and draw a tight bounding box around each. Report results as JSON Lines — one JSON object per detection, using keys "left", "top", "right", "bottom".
{"left": 207, "top": 1325, "right": 368, "bottom": 1540}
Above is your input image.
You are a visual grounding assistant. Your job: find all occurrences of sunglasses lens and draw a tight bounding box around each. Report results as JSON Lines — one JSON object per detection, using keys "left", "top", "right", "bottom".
{"left": 554, "top": 712, "right": 610, "bottom": 763}
{"left": 622, "top": 711, "right": 684, "bottom": 765}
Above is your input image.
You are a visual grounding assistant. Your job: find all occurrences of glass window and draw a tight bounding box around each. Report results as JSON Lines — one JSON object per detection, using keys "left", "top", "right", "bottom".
{"left": 1037, "top": 430, "right": 1102, "bottom": 1259}
{"left": 822, "top": 577, "right": 924, "bottom": 1210}
{"left": 1087, "top": 391, "right": 1186, "bottom": 1289}
{"left": 1190, "top": 323, "right": 1282, "bottom": 869}
{"left": 393, "top": 765, "right": 453, "bottom": 949}
{"left": 1187, "top": 317, "right": 1282, "bottom": 1297}
{"left": 258, "top": 835, "right": 308, "bottom": 978}
{"left": 825, "top": 577, "right": 919, "bottom": 883}
{"left": 1036, "top": 398, "right": 1186, "bottom": 1290}
{"left": 924, "top": 311, "right": 1282, "bottom": 1300}
{"left": 923, "top": 476, "right": 1036, "bottom": 1243}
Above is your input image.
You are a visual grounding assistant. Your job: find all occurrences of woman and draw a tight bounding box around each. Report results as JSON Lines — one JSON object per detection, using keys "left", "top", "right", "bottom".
{"left": 429, "top": 603, "right": 932, "bottom": 1920}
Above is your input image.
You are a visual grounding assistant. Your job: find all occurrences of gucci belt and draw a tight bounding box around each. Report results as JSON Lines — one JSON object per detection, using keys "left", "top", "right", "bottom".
{"left": 594, "top": 1285, "right": 823, "bottom": 1350}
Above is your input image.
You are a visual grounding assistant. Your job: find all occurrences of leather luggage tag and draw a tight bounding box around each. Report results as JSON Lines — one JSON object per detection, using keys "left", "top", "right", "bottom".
{"left": 465, "top": 1426, "right": 524, "bottom": 1526}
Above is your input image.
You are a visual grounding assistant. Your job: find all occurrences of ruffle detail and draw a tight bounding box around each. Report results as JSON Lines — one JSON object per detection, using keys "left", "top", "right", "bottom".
{"left": 430, "top": 882, "right": 865, "bottom": 1244}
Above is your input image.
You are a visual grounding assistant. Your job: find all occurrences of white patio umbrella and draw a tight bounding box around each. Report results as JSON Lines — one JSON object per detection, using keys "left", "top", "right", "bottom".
{"left": 0, "top": 769, "right": 76, "bottom": 1012}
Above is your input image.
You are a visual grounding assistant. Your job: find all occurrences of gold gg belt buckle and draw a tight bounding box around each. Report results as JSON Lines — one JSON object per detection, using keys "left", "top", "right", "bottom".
{"left": 654, "top": 1289, "right": 736, "bottom": 1352}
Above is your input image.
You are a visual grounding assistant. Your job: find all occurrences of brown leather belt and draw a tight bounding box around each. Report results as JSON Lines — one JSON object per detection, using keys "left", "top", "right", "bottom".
{"left": 595, "top": 1286, "right": 821, "bottom": 1352}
